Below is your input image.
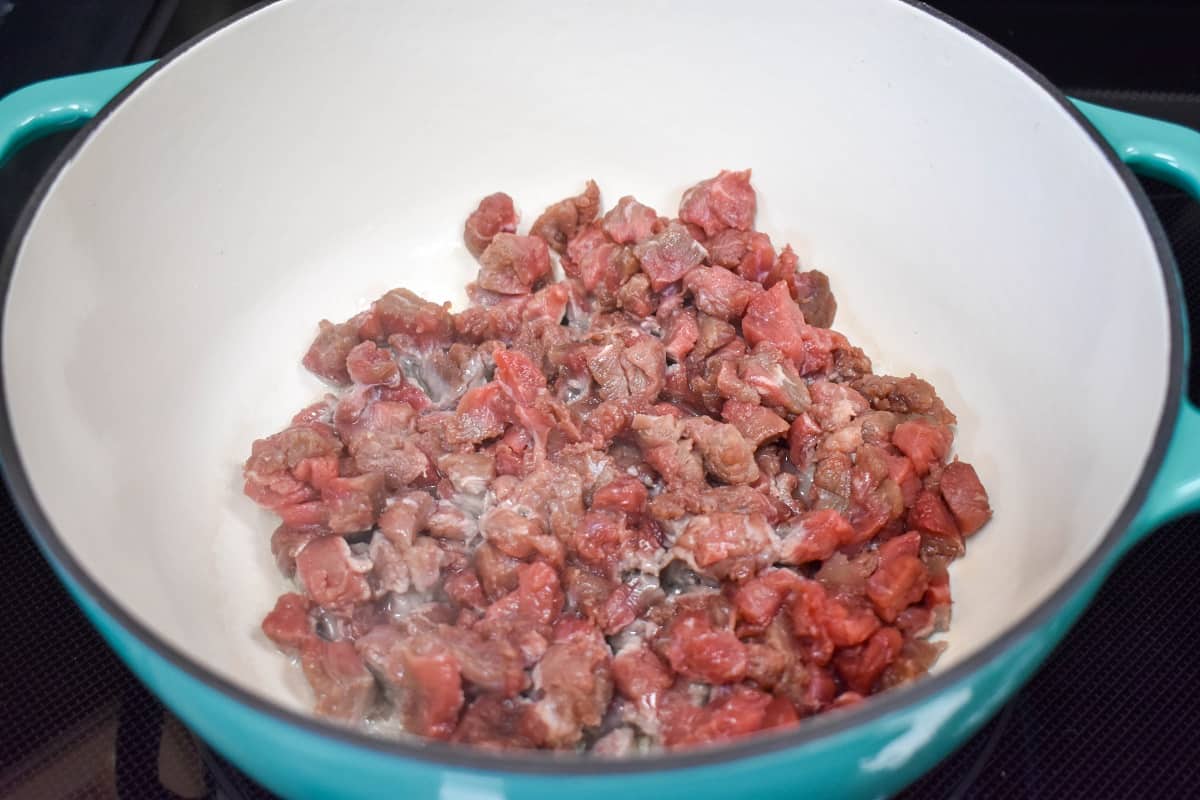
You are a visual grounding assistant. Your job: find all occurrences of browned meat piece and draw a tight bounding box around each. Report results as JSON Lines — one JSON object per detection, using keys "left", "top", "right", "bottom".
{"left": 303, "top": 319, "right": 361, "bottom": 385}
{"left": 721, "top": 400, "right": 789, "bottom": 448}
{"left": 525, "top": 626, "right": 613, "bottom": 747}
{"left": 261, "top": 592, "right": 315, "bottom": 654}
{"left": 678, "top": 169, "right": 756, "bottom": 237}
{"left": 270, "top": 526, "right": 320, "bottom": 578}
{"left": 706, "top": 229, "right": 780, "bottom": 285}
{"left": 633, "top": 221, "right": 707, "bottom": 290}
{"left": 300, "top": 639, "right": 377, "bottom": 722}
{"left": 939, "top": 461, "right": 992, "bottom": 534}
{"left": 464, "top": 192, "right": 518, "bottom": 258}
{"left": 294, "top": 535, "right": 372, "bottom": 609}
{"left": 853, "top": 374, "right": 957, "bottom": 424}
{"left": 362, "top": 288, "right": 453, "bottom": 348}
{"left": 683, "top": 416, "right": 760, "bottom": 485}
{"left": 601, "top": 195, "right": 662, "bottom": 245}
{"left": 789, "top": 269, "right": 837, "bottom": 328}
{"left": 672, "top": 512, "right": 777, "bottom": 581}
{"left": 683, "top": 266, "right": 762, "bottom": 321}
{"left": 631, "top": 413, "right": 705, "bottom": 489}
{"left": 530, "top": 181, "right": 600, "bottom": 254}
{"left": 584, "top": 329, "right": 666, "bottom": 404}
{"left": 344, "top": 401, "right": 430, "bottom": 488}
{"left": 477, "top": 234, "right": 552, "bottom": 295}
{"left": 243, "top": 423, "right": 343, "bottom": 510}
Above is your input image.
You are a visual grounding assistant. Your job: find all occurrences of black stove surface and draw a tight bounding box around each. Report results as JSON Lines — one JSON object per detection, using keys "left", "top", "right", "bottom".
{"left": 2, "top": 2, "right": 1199, "bottom": 798}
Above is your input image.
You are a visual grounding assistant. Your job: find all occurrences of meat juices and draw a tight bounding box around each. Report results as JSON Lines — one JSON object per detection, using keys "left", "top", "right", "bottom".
{"left": 244, "top": 171, "right": 992, "bottom": 754}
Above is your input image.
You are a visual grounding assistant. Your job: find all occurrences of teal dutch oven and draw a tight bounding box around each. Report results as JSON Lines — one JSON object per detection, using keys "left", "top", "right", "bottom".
{"left": 2, "top": 1, "right": 1199, "bottom": 798}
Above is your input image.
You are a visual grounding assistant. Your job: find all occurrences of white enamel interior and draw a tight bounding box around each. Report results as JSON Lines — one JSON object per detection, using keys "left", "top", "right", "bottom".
{"left": 3, "top": 0, "right": 1170, "bottom": 718}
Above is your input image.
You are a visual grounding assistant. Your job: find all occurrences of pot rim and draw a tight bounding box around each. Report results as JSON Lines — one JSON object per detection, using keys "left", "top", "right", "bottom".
{"left": 0, "top": 0, "right": 1184, "bottom": 776}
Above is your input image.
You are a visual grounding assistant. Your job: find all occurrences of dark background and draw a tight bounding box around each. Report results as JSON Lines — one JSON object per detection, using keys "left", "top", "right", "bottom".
{"left": 1, "top": 1, "right": 1198, "bottom": 798}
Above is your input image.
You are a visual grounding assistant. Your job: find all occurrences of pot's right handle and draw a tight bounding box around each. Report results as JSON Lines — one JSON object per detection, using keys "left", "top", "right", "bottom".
{"left": 1074, "top": 100, "right": 1200, "bottom": 541}
{"left": 0, "top": 62, "right": 152, "bottom": 167}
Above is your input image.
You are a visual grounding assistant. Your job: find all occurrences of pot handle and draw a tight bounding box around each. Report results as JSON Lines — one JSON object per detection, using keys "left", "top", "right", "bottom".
{"left": 1074, "top": 99, "right": 1200, "bottom": 543}
{"left": 0, "top": 62, "right": 153, "bottom": 166}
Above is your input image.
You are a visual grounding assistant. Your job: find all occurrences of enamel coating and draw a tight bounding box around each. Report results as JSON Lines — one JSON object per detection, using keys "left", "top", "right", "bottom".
{"left": 1, "top": 4, "right": 1199, "bottom": 799}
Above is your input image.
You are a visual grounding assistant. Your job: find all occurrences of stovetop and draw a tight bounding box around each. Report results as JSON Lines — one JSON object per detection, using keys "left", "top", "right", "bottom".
{"left": 2, "top": 2, "right": 1199, "bottom": 798}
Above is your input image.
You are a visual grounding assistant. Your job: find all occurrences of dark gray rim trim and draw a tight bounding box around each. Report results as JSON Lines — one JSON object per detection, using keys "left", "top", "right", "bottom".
{"left": 0, "top": 0, "right": 1185, "bottom": 778}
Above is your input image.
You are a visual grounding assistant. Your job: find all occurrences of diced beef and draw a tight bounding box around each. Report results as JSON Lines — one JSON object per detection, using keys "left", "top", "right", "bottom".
{"left": 481, "top": 507, "right": 559, "bottom": 563}
{"left": 866, "top": 556, "right": 928, "bottom": 625}
{"left": 789, "top": 269, "right": 837, "bottom": 328}
{"left": 369, "top": 531, "right": 409, "bottom": 596}
{"left": 612, "top": 644, "right": 673, "bottom": 701}
{"left": 808, "top": 380, "right": 870, "bottom": 432}
{"left": 344, "top": 401, "right": 430, "bottom": 489}
{"left": 585, "top": 330, "right": 666, "bottom": 404}
{"left": 527, "top": 627, "right": 613, "bottom": 747}
{"left": 741, "top": 282, "right": 809, "bottom": 365}
{"left": 732, "top": 568, "right": 804, "bottom": 627}
{"left": 244, "top": 423, "right": 343, "bottom": 510}
{"left": 939, "top": 461, "right": 992, "bottom": 535}
{"left": 448, "top": 383, "right": 507, "bottom": 445}
{"left": 300, "top": 639, "right": 377, "bottom": 721}
{"left": 684, "top": 416, "right": 760, "bottom": 485}
{"left": 683, "top": 266, "right": 761, "bottom": 321}
{"left": 591, "top": 475, "right": 649, "bottom": 515}
{"left": 484, "top": 561, "right": 565, "bottom": 629}
{"left": 530, "top": 181, "right": 600, "bottom": 254}
{"left": 706, "top": 229, "right": 780, "bottom": 286}
{"left": 721, "top": 400, "right": 789, "bottom": 448}
{"left": 560, "top": 228, "right": 642, "bottom": 313}
{"left": 602, "top": 196, "right": 662, "bottom": 244}
{"left": 693, "top": 314, "right": 737, "bottom": 361}
{"left": 892, "top": 419, "right": 953, "bottom": 475}
{"left": 389, "top": 634, "right": 466, "bottom": 739}
{"left": 453, "top": 695, "right": 540, "bottom": 749}
{"left": 437, "top": 451, "right": 495, "bottom": 498}
{"left": 464, "top": 192, "right": 519, "bottom": 258}
{"left": 854, "top": 374, "right": 957, "bottom": 425}
{"left": 295, "top": 535, "right": 372, "bottom": 608}
{"left": 738, "top": 344, "right": 811, "bottom": 415}
{"left": 663, "top": 309, "right": 700, "bottom": 362}
{"left": 475, "top": 541, "right": 523, "bottom": 601}
{"left": 378, "top": 491, "right": 435, "bottom": 546}
{"left": 321, "top": 472, "right": 386, "bottom": 533}
{"left": 679, "top": 684, "right": 774, "bottom": 747}
{"left": 657, "top": 608, "right": 748, "bottom": 684}
{"left": 477, "top": 234, "right": 552, "bottom": 295}
{"left": 833, "top": 626, "right": 903, "bottom": 694}
{"left": 777, "top": 509, "right": 856, "bottom": 565}
{"left": 363, "top": 288, "right": 453, "bottom": 348}
{"left": 303, "top": 319, "right": 361, "bottom": 385}
{"left": 261, "top": 592, "right": 315, "bottom": 654}
{"left": 908, "top": 489, "right": 962, "bottom": 549}
{"left": 406, "top": 536, "right": 445, "bottom": 592}
{"left": 672, "top": 512, "right": 776, "bottom": 581}
{"left": 271, "top": 526, "right": 320, "bottom": 578}
{"left": 631, "top": 413, "right": 705, "bottom": 489}
{"left": 649, "top": 484, "right": 777, "bottom": 523}
{"left": 678, "top": 169, "right": 756, "bottom": 237}
{"left": 633, "top": 221, "right": 707, "bottom": 290}
{"left": 616, "top": 272, "right": 656, "bottom": 316}
{"left": 346, "top": 341, "right": 400, "bottom": 386}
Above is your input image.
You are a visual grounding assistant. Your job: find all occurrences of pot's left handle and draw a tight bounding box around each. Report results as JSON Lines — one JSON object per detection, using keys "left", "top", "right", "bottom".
{"left": 1074, "top": 100, "right": 1200, "bottom": 544}
{"left": 0, "top": 62, "right": 153, "bottom": 167}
